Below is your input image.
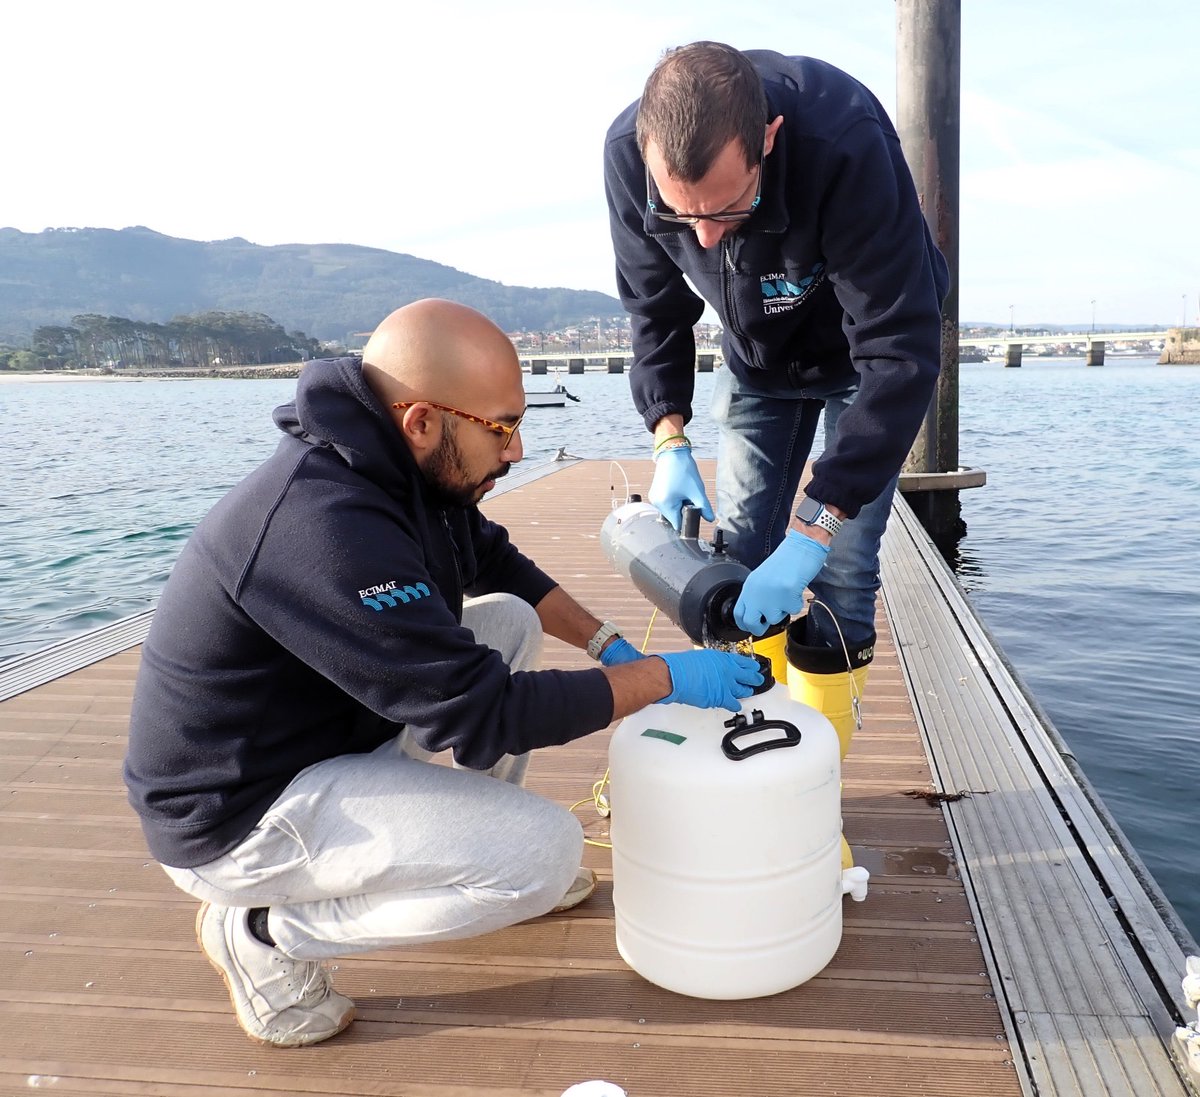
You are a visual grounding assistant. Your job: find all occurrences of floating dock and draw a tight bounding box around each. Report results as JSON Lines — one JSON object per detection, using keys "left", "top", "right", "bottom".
{"left": 2, "top": 458, "right": 1196, "bottom": 1096}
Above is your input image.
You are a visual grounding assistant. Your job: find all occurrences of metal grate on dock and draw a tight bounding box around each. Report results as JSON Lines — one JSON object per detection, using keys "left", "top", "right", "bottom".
{"left": 881, "top": 490, "right": 1198, "bottom": 1096}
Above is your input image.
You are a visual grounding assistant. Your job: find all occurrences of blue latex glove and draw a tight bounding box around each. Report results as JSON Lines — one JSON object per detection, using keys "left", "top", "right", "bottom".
{"left": 733, "top": 530, "right": 831, "bottom": 636}
{"left": 600, "top": 636, "right": 644, "bottom": 666}
{"left": 648, "top": 446, "right": 714, "bottom": 531}
{"left": 657, "top": 650, "right": 764, "bottom": 712}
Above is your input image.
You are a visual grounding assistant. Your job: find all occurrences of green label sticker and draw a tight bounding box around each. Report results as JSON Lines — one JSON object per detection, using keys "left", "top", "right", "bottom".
{"left": 642, "top": 728, "right": 687, "bottom": 745}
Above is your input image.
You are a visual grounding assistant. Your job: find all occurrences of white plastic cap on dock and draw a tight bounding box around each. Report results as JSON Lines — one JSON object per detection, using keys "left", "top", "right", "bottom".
{"left": 560, "top": 1083, "right": 628, "bottom": 1097}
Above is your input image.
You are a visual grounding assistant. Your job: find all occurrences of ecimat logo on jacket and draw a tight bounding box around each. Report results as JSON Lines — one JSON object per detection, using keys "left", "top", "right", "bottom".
{"left": 359, "top": 579, "right": 431, "bottom": 611}
{"left": 760, "top": 262, "right": 825, "bottom": 316}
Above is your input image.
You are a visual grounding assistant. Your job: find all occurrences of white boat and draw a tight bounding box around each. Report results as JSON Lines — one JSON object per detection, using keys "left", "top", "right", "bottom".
{"left": 524, "top": 381, "right": 579, "bottom": 408}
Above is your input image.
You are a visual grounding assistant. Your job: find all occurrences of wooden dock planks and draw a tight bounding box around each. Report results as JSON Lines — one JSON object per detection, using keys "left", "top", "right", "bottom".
{"left": 0, "top": 458, "right": 1084, "bottom": 1096}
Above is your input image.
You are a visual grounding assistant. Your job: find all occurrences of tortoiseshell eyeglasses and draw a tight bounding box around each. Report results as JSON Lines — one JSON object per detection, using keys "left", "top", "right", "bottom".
{"left": 392, "top": 400, "right": 525, "bottom": 446}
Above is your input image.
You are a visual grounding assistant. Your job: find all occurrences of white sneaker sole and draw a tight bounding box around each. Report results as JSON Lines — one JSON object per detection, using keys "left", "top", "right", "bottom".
{"left": 195, "top": 902, "right": 355, "bottom": 1048}
{"left": 551, "top": 867, "right": 598, "bottom": 913}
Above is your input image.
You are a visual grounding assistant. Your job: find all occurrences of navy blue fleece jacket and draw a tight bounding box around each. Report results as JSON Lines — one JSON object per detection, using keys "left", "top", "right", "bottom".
{"left": 604, "top": 51, "right": 949, "bottom": 517}
{"left": 124, "top": 358, "right": 613, "bottom": 868}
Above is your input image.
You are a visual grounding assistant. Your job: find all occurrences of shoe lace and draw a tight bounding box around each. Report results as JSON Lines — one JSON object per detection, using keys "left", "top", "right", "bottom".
{"left": 280, "top": 954, "right": 331, "bottom": 1007}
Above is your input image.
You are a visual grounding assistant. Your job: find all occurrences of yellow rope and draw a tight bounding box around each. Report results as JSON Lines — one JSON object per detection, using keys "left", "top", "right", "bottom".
{"left": 570, "top": 608, "right": 660, "bottom": 848}
{"left": 639, "top": 608, "right": 658, "bottom": 656}
{"left": 572, "top": 774, "right": 613, "bottom": 849}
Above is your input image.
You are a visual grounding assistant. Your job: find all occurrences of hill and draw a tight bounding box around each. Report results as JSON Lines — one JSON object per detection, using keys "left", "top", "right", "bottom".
{"left": 0, "top": 226, "right": 623, "bottom": 345}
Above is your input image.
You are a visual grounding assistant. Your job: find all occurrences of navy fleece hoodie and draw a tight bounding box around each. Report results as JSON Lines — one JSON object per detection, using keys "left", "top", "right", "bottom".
{"left": 124, "top": 358, "right": 613, "bottom": 868}
{"left": 604, "top": 51, "right": 950, "bottom": 517}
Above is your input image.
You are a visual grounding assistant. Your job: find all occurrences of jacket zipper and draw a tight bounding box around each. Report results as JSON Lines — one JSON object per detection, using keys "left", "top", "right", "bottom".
{"left": 721, "top": 239, "right": 738, "bottom": 335}
{"left": 722, "top": 237, "right": 762, "bottom": 369}
{"left": 439, "top": 511, "right": 464, "bottom": 616}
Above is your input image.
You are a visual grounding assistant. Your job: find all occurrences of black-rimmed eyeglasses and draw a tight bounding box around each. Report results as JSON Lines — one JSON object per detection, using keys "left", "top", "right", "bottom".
{"left": 645, "top": 152, "right": 763, "bottom": 225}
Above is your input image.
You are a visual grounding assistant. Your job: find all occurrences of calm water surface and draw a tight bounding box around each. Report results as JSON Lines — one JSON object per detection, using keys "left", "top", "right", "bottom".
{"left": 3, "top": 360, "right": 1197, "bottom": 937}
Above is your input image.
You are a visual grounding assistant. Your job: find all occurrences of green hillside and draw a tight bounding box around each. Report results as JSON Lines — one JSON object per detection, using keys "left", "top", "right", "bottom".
{"left": 0, "top": 226, "right": 623, "bottom": 345}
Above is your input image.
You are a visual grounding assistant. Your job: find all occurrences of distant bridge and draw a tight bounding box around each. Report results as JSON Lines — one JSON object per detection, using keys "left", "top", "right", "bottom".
{"left": 958, "top": 330, "right": 1165, "bottom": 366}
{"left": 516, "top": 331, "right": 1168, "bottom": 373}
{"left": 958, "top": 330, "right": 1165, "bottom": 348}
{"left": 518, "top": 351, "right": 721, "bottom": 374}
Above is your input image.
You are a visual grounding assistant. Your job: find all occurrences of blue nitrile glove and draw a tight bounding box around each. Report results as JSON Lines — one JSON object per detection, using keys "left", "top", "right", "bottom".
{"left": 733, "top": 530, "right": 831, "bottom": 636}
{"left": 600, "top": 636, "right": 644, "bottom": 666}
{"left": 657, "top": 650, "right": 764, "bottom": 712}
{"left": 648, "top": 446, "right": 715, "bottom": 531}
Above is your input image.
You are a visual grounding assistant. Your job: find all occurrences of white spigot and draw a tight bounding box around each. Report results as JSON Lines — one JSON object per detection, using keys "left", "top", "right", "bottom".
{"left": 841, "top": 865, "right": 870, "bottom": 902}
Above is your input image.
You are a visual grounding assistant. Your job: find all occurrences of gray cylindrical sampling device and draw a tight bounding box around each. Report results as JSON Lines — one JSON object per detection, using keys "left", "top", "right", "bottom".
{"left": 600, "top": 501, "right": 750, "bottom": 645}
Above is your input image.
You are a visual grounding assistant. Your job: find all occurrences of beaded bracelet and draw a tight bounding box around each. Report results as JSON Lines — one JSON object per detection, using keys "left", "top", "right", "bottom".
{"left": 653, "top": 432, "right": 691, "bottom": 454}
{"left": 653, "top": 440, "right": 692, "bottom": 461}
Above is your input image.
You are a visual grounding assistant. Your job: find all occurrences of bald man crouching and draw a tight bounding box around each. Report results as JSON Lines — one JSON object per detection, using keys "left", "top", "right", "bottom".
{"left": 124, "top": 299, "right": 761, "bottom": 1047}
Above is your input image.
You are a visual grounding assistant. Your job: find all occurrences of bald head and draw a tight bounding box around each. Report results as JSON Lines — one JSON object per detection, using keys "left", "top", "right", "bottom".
{"left": 362, "top": 298, "right": 522, "bottom": 411}
{"left": 363, "top": 299, "right": 527, "bottom": 489}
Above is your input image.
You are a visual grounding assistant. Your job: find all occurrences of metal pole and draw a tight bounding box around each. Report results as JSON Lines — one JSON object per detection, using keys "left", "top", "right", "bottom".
{"left": 897, "top": 0, "right": 962, "bottom": 536}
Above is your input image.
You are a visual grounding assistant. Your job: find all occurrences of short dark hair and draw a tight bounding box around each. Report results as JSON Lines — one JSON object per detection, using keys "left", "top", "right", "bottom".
{"left": 635, "top": 41, "right": 768, "bottom": 182}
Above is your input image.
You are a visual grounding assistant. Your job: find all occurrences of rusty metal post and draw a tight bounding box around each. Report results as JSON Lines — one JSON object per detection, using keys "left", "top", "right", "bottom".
{"left": 896, "top": 0, "right": 967, "bottom": 543}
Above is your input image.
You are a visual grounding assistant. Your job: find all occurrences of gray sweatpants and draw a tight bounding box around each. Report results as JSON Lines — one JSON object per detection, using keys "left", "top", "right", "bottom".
{"left": 162, "top": 593, "right": 584, "bottom": 960}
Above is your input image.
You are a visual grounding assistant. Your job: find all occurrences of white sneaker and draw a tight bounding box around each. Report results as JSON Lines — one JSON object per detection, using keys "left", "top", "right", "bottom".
{"left": 552, "top": 867, "right": 598, "bottom": 913}
{"left": 196, "top": 903, "right": 355, "bottom": 1047}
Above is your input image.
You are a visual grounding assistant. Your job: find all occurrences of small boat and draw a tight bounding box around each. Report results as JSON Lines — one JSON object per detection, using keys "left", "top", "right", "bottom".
{"left": 524, "top": 381, "right": 580, "bottom": 408}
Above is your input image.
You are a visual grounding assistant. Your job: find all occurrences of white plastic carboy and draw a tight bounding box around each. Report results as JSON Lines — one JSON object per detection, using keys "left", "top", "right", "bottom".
{"left": 608, "top": 662, "right": 865, "bottom": 1000}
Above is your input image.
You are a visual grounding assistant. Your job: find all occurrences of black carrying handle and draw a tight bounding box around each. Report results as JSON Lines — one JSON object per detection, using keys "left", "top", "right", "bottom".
{"left": 721, "top": 709, "right": 802, "bottom": 760}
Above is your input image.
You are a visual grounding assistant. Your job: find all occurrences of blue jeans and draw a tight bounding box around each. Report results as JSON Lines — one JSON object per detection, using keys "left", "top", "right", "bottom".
{"left": 711, "top": 368, "right": 898, "bottom": 652}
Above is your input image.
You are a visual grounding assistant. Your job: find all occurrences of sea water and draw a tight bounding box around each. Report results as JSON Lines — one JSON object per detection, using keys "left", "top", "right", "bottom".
{"left": 2, "top": 358, "right": 1197, "bottom": 937}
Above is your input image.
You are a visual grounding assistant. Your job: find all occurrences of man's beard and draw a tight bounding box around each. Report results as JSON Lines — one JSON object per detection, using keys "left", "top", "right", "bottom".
{"left": 425, "top": 429, "right": 509, "bottom": 508}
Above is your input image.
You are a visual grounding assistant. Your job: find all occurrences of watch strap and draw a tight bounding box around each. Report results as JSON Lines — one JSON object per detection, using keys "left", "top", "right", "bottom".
{"left": 795, "top": 499, "right": 843, "bottom": 537}
{"left": 586, "top": 620, "right": 623, "bottom": 661}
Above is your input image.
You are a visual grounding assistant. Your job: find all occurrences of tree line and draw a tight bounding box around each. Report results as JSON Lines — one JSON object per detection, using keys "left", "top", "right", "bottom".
{"left": 9, "top": 311, "right": 323, "bottom": 371}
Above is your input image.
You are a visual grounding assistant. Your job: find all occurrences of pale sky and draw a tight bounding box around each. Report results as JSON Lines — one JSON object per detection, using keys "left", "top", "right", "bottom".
{"left": 6, "top": 1, "right": 1199, "bottom": 327}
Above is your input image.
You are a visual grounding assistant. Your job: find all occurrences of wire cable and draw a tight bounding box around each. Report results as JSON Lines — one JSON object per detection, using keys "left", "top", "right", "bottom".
{"left": 570, "top": 608, "right": 660, "bottom": 848}
{"left": 808, "top": 597, "right": 864, "bottom": 730}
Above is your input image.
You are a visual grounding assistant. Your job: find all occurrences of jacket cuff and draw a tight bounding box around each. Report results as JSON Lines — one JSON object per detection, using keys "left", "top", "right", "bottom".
{"left": 801, "top": 475, "right": 864, "bottom": 521}
{"left": 640, "top": 400, "right": 692, "bottom": 434}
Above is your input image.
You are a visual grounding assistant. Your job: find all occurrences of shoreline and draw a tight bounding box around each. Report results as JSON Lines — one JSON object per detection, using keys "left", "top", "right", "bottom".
{"left": 1, "top": 371, "right": 138, "bottom": 384}
{"left": 0, "top": 365, "right": 305, "bottom": 384}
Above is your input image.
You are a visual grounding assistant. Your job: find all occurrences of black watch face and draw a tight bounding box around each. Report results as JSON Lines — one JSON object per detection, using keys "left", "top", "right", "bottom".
{"left": 796, "top": 498, "right": 822, "bottom": 523}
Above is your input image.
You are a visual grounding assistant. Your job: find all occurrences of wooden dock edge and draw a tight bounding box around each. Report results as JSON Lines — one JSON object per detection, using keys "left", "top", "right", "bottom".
{"left": 881, "top": 492, "right": 1200, "bottom": 1096}
{"left": 0, "top": 457, "right": 576, "bottom": 704}
{"left": 0, "top": 610, "right": 154, "bottom": 704}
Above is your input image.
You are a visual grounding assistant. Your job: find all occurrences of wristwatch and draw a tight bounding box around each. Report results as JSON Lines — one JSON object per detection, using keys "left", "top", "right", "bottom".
{"left": 586, "top": 620, "right": 623, "bottom": 661}
{"left": 795, "top": 496, "right": 843, "bottom": 537}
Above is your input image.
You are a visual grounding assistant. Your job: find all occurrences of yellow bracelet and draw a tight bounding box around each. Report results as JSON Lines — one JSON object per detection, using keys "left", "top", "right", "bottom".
{"left": 653, "top": 433, "right": 690, "bottom": 453}
{"left": 653, "top": 440, "right": 692, "bottom": 461}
